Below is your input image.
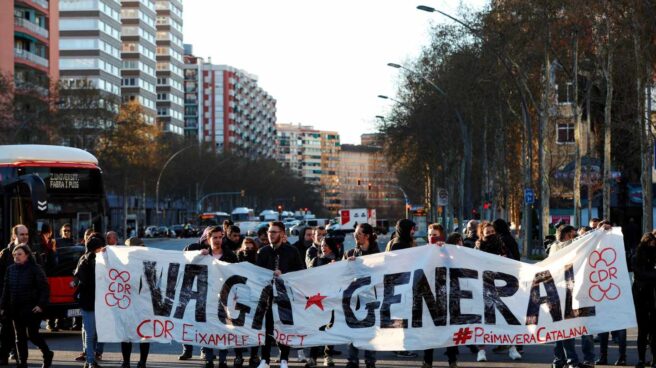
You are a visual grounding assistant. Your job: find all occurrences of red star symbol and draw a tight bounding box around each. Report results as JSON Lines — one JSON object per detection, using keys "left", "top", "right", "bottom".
{"left": 305, "top": 293, "right": 328, "bottom": 311}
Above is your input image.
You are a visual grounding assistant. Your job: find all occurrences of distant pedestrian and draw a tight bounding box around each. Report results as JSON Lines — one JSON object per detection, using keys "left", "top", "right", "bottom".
{"left": 462, "top": 220, "right": 478, "bottom": 248}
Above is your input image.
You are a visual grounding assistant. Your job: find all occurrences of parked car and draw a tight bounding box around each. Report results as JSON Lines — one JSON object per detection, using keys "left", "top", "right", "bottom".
{"left": 170, "top": 224, "right": 185, "bottom": 238}
{"left": 158, "top": 226, "right": 173, "bottom": 238}
{"left": 144, "top": 225, "right": 159, "bottom": 238}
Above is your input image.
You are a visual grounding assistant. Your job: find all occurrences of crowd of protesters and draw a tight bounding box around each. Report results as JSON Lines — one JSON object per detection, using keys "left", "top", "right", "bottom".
{"left": 0, "top": 215, "right": 653, "bottom": 368}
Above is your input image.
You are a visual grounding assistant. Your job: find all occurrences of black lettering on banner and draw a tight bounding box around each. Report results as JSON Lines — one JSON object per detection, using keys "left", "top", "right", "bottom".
{"left": 526, "top": 270, "right": 562, "bottom": 325}
{"left": 449, "top": 268, "right": 482, "bottom": 325}
{"left": 143, "top": 261, "right": 179, "bottom": 317}
{"left": 482, "top": 271, "right": 521, "bottom": 325}
{"left": 381, "top": 272, "right": 411, "bottom": 328}
{"left": 273, "top": 278, "right": 294, "bottom": 325}
{"left": 251, "top": 284, "right": 272, "bottom": 330}
{"left": 412, "top": 268, "right": 447, "bottom": 327}
{"left": 343, "top": 276, "right": 380, "bottom": 328}
{"left": 173, "top": 264, "right": 208, "bottom": 322}
{"left": 564, "top": 263, "right": 595, "bottom": 319}
{"left": 218, "top": 275, "right": 250, "bottom": 326}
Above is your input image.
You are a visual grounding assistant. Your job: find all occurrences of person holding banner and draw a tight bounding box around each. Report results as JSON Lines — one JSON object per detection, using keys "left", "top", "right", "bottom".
{"left": 73, "top": 234, "right": 106, "bottom": 368}
{"left": 474, "top": 221, "right": 522, "bottom": 362}
{"left": 235, "top": 237, "right": 261, "bottom": 368}
{"left": 199, "top": 227, "right": 238, "bottom": 368}
{"left": 305, "top": 236, "right": 340, "bottom": 368}
{"left": 256, "top": 221, "right": 304, "bottom": 368}
{"left": 422, "top": 224, "right": 459, "bottom": 368}
{"left": 549, "top": 225, "right": 595, "bottom": 368}
{"left": 120, "top": 237, "right": 152, "bottom": 368}
{"left": 632, "top": 232, "right": 656, "bottom": 368}
{"left": 345, "top": 223, "right": 380, "bottom": 368}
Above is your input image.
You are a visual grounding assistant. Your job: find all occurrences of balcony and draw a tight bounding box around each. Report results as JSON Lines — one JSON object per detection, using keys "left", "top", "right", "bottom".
{"left": 14, "top": 48, "right": 48, "bottom": 68}
{"left": 15, "top": 17, "right": 49, "bottom": 38}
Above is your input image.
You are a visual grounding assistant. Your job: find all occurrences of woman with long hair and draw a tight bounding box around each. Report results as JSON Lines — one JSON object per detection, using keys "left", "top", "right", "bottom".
{"left": 1, "top": 244, "right": 54, "bottom": 368}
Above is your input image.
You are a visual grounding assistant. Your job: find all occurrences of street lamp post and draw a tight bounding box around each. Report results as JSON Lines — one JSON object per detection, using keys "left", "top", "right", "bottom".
{"left": 156, "top": 145, "right": 197, "bottom": 224}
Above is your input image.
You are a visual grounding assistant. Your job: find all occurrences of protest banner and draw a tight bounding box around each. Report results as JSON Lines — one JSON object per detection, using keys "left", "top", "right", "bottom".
{"left": 96, "top": 228, "right": 636, "bottom": 351}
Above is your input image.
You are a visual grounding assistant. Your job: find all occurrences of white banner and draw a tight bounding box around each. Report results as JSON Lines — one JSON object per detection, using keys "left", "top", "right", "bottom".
{"left": 96, "top": 228, "right": 636, "bottom": 350}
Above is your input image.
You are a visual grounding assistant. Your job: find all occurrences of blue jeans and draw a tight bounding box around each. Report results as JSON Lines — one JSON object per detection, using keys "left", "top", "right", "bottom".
{"left": 205, "top": 349, "right": 228, "bottom": 363}
{"left": 580, "top": 334, "right": 595, "bottom": 363}
{"left": 554, "top": 338, "right": 579, "bottom": 365}
{"left": 599, "top": 330, "right": 627, "bottom": 358}
{"left": 81, "top": 309, "right": 96, "bottom": 364}
{"left": 348, "top": 344, "right": 375, "bottom": 365}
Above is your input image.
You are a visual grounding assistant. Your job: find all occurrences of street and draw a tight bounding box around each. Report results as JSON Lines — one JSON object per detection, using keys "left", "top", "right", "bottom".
{"left": 18, "top": 238, "right": 645, "bottom": 367}
{"left": 24, "top": 328, "right": 639, "bottom": 367}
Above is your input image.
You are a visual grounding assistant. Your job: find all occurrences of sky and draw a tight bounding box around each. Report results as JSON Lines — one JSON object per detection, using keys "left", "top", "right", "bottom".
{"left": 183, "top": 0, "right": 488, "bottom": 144}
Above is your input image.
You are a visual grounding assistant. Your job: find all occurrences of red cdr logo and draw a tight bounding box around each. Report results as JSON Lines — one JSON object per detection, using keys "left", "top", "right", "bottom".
{"left": 105, "top": 268, "right": 132, "bottom": 309}
{"left": 587, "top": 248, "right": 621, "bottom": 302}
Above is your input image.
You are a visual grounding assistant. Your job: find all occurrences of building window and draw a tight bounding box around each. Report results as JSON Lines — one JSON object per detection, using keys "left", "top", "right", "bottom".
{"left": 557, "top": 123, "right": 575, "bottom": 144}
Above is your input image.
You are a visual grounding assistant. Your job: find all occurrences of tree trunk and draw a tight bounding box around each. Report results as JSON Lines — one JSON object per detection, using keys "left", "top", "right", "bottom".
{"left": 587, "top": 78, "right": 593, "bottom": 223}
{"left": 522, "top": 100, "right": 532, "bottom": 257}
{"left": 481, "top": 114, "right": 488, "bottom": 220}
{"left": 573, "top": 37, "right": 582, "bottom": 227}
{"left": 539, "top": 47, "right": 551, "bottom": 244}
{"left": 123, "top": 176, "right": 128, "bottom": 241}
{"left": 603, "top": 45, "right": 613, "bottom": 221}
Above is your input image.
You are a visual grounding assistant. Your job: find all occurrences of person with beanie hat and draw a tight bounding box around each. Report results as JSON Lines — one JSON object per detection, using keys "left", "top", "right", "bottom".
{"left": 73, "top": 234, "right": 105, "bottom": 368}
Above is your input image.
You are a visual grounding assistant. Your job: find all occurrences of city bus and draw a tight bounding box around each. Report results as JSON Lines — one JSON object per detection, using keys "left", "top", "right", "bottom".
{"left": 0, "top": 145, "right": 106, "bottom": 319}
{"left": 199, "top": 211, "right": 230, "bottom": 227}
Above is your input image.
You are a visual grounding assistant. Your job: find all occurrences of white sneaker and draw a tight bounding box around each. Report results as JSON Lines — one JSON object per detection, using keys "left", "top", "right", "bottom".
{"left": 508, "top": 346, "right": 522, "bottom": 360}
{"left": 297, "top": 350, "right": 307, "bottom": 363}
{"left": 280, "top": 360, "right": 289, "bottom": 368}
{"left": 477, "top": 350, "right": 487, "bottom": 362}
{"left": 256, "top": 360, "right": 270, "bottom": 368}
{"left": 323, "top": 356, "right": 335, "bottom": 366}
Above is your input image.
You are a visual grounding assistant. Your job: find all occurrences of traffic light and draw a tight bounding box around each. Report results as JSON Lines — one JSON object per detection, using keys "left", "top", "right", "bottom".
{"left": 483, "top": 202, "right": 490, "bottom": 210}
{"left": 240, "top": 189, "right": 245, "bottom": 197}
{"left": 368, "top": 183, "right": 372, "bottom": 191}
{"left": 357, "top": 179, "right": 361, "bottom": 186}
{"left": 277, "top": 205, "right": 283, "bottom": 213}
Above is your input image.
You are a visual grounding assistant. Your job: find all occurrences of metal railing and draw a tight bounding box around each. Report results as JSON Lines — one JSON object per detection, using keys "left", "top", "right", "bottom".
{"left": 14, "top": 48, "right": 49, "bottom": 68}
{"left": 15, "top": 17, "right": 49, "bottom": 38}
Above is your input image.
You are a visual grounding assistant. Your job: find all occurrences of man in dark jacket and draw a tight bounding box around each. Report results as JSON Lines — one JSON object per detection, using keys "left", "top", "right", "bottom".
{"left": 293, "top": 227, "right": 313, "bottom": 269}
{"left": 256, "top": 221, "right": 303, "bottom": 368}
{"left": 0, "top": 224, "right": 29, "bottom": 364}
{"left": 74, "top": 235, "right": 106, "bottom": 368}
{"left": 462, "top": 220, "right": 478, "bottom": 248}
{"left": 224, "top": 225, "right": 243, "bottom": 253}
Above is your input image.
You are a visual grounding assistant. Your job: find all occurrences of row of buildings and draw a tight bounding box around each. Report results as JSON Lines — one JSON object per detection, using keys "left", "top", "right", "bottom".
{"left": 0, "top": 0, "right": 401, "bottom": 217}
{"left": 275, "top": 124, "right": 402, "bottom": 218}
{"left": 0, "top": 0, "right": 277, "bottom": 156}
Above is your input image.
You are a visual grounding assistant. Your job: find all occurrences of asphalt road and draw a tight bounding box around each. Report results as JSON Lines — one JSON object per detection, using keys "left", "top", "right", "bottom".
{"left": 19, "top": 237, "right": 648, "bottom": 367}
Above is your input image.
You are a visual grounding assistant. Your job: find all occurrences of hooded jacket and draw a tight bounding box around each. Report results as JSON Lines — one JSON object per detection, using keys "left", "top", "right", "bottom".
{"left": 493, "top": 219, "right": 521, "bottom": 260}
{"left": 385, "top": 219, "right": 415, "bottom": 252}
{"left": 1, "top": 259, "right": 49, "bottom": 318}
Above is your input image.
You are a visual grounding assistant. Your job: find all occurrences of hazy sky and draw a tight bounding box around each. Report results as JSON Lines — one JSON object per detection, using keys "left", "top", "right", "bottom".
{"left": 183, "top": 0, "right": 487, "bottom": 144}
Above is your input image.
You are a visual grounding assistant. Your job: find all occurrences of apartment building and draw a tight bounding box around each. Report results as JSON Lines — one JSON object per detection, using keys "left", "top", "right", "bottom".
{"left": 154, "top": 0, "right": 184, "bottom": 135}
{"left": 276, "top": 123, "right": 341, "bottom": 214}
{"left": 120, "top": 0, "right": 157, "bottom": 124}
{"left": 199, "top": 63, "right": 276, "bottom": 158}
{"left": 0, "top": 0, "right": 60, "bottom": 93}
{"left": 338, "top": 136, "right": 401, "bottom": 219}
{"left": 182, "top": 43, "right": 201, "bottom": 140}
